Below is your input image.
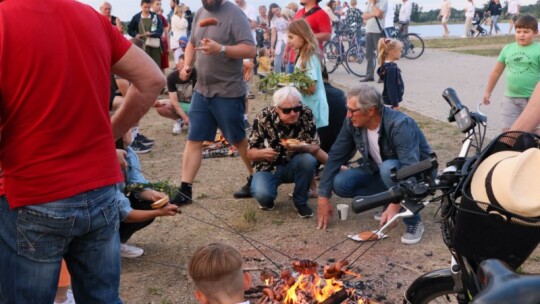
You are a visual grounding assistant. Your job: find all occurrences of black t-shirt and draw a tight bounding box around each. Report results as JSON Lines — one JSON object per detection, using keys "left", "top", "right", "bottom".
{"left": 166, "top": 68, "right": 197, "bottom": 102}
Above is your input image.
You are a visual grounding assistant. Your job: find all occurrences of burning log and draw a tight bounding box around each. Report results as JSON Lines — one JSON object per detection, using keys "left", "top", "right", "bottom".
{"left": 320, "top": 289, "right": 348, "bottom": 304}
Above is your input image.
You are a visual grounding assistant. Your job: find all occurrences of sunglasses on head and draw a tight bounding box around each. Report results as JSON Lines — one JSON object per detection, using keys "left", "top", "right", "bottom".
{"left": 279, "top": 105, "right": 303, "bottom": 114}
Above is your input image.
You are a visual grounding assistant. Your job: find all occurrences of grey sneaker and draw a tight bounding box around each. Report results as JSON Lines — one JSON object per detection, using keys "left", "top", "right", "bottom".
{"left": 401, "top": 221, "right": 425, "bottom": 245}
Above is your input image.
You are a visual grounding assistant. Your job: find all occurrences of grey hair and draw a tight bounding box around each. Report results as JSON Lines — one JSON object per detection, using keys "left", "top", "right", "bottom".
{"left": 346, "top": 84, "right": 384, "bottom": 113}
{"left": 272, "top": 86, "right": 302, "bottom": 107}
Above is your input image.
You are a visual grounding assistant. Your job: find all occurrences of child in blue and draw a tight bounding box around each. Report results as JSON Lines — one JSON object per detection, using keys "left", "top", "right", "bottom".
{"left": 287, "top": 19, "right": 329, "bottom": 129}
{"left": 376, "top": 38, "right": 404, "bottom": 110}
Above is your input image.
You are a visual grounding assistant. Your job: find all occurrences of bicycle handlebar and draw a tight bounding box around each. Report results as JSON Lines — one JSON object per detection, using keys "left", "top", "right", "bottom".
{"left": 351, "top": 186, "right": 404, "bottom": 214}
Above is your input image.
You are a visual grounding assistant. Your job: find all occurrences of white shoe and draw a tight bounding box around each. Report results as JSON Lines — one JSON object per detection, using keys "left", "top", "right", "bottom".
{"left": 120, "top": 243, "right": 144, "bottom": 258}
{"left": 55, "top": 289, "right": 75, "bottom": 304}
{"left": 172, "top": 119, "right": 183, "bottom": 135}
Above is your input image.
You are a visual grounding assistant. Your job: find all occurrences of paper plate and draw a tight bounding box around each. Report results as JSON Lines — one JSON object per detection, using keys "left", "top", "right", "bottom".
{"left": 347, "top": 230, "right": 388, "bottom": 242}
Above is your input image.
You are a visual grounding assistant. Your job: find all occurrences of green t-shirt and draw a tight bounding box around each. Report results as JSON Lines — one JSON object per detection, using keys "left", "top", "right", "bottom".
{"left": 498, "top": 41, "right": 540, "bottom": 97}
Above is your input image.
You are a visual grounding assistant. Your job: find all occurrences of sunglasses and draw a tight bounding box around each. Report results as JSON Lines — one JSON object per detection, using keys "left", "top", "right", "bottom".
{"left": 279, "top": 105, "right": 303, "bottom": 114}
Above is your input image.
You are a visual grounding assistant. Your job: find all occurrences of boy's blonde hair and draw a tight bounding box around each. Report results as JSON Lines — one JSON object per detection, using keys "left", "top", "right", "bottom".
{"left": 515, "top": 15, "right": 538, "bottom": 32}
{"left": 377, "top": 38, "right": 403, "bottom": 66}
{"left": 288, "top": 19, "right": 319, "bottom": 70}
{"left": 189, "top": 243, "right": 244, "bottom": 300}
{"left": 259, "top": 47, "right": 267, "bottom": 57}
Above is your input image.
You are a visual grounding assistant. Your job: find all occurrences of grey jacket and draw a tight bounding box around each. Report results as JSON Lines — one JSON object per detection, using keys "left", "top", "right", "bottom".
{"left": 319, "top": 107, "right": 433, "bottom": 198}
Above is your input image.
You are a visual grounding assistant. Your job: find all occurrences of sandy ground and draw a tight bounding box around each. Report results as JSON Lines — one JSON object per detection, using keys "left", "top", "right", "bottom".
{"left": 119, "top": 49, "right": 539, "bottom": 304}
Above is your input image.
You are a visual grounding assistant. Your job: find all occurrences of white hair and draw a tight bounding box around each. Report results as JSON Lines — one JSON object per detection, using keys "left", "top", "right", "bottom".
{"left": 272, "top": 86, "right": 302, "bottom": 107}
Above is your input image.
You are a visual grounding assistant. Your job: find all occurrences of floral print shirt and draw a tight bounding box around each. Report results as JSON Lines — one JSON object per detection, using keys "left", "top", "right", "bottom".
{"left": 248, "top": 105, "right": 319, "bottom": 172}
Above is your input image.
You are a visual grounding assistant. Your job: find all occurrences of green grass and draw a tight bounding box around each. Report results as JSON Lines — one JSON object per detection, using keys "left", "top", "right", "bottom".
{"left": 454, "top": 48, "right": 503, "bottom": 57}
{"left": 424, "top": 35, "right": 515, "bottom": 49}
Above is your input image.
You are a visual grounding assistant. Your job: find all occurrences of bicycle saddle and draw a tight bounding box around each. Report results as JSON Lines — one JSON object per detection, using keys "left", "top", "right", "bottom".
{"left": 473, "top": 259, "right": 540, "bottom": 304}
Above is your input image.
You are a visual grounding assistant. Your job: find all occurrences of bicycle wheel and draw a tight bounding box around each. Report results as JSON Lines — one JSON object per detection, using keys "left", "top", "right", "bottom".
{"left": 405, "top": 270, "right": 459, "bottom": 304}
{"left": 344, "top": 45, "right": 367, "bottom": 77}
{"left": 401, "top": 33, "right": 424, "bottom": 60}
{"left": 323, "top": 41, "right": 340, "bottom": 73}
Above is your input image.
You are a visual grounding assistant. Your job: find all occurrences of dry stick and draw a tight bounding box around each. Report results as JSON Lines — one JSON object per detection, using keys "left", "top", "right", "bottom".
{"left": 127, "top": 165, "right": 286, "bottom": 270}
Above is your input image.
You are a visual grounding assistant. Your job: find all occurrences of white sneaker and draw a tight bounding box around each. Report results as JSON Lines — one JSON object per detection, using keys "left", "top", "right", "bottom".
{"left": 120, "top": 243, "right": 144, "bottom": 258}
{"left": 172, "top": 119, "right": 183, "bottom": 135}
{"left": 55, "top": 289, "right": 75, "bottom": 304}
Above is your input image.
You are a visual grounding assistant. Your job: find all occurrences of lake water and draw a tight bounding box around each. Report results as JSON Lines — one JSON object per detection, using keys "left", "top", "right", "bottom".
{"left": 408, "top": 22, "right": 511, "bottom": 38}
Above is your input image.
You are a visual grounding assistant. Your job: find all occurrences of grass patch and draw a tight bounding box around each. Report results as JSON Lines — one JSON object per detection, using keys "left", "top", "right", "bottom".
{"left": 147, "top": 287, "right": 164, "bottom": 296}
{"left": 424, "top": 35, "right": 514, "bottom": 49}
{"left": 454, "top": 49, "right": 502, "bottom": 57}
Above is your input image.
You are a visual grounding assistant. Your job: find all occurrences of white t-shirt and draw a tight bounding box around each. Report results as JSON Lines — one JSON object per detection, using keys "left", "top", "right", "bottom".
{"left": 465, "top": 2, "right": 475, "bottom": 18}
{"left": 238, "top": 2, "right": 258, "bottom": 41}
{"left": 507, "top": 0, "right": 520, "bottom": 14}
{"left": 383, "top": 1, "right": 394, "bottom": 28}
{"left": 367, "top": 125, "right": 382, "bottom": 166}
{"left": 399, "top": 1, "right": 412, "bottom": 23}
{"left": 270, "top": 16, "right": 288, "bottom": 54}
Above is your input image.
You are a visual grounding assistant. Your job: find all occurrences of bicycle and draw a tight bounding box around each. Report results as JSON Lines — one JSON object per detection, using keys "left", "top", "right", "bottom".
{"left": 323, "top": 21, "right": 367, "bottom": 77}
{"left": 386, "top": 24, "right": 425, "bottom": 60}
{"left": 351, "top": 88, "right": 540, "bottom": 303}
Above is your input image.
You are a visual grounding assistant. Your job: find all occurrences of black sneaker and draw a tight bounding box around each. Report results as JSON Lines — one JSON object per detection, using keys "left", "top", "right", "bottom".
{"left": 295, "top": 204, "right": 313, "bottom": 218}
{"left": 131, "top": 141, "right": 151, "bottom": 154}
{"left": 233, "top": 176, "right": 252, "bottom": 198}
{"left": 258, "top": 201, "right": 275, "bottom": 211}
{"left": 170, "top": 188, "right": 192, "bottom": 206}
{"left": 135, "top": 134, "right": 155, "bottom": 147}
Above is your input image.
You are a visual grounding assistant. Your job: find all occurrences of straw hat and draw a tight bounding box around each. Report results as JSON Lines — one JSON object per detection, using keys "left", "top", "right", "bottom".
{"left": 471, "top": 148, "right": 540, "bottom": 218}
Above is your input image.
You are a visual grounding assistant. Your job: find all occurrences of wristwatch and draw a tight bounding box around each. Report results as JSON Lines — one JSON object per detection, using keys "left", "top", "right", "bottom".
{"left": 219, "top": 45, "right": 226, "bottom": 57}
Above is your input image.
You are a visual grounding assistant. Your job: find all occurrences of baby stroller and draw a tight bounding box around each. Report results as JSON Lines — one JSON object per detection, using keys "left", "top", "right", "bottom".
{"left": 470, "top": 10, "right": 488, "bottom": 37}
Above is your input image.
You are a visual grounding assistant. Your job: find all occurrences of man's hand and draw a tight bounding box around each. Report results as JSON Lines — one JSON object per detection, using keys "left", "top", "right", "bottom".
{"left": 196, "top": 38, "right": 221, "bottom": 56}
{"left": 286, "top": 144, "right": 319, "bottom": 154}
{"left": 317, "top": 197, "right": 334, "bottom": 229}
{"left": 258, "top": 148, "right": 278, "bottom": 162}
{"left": 379, "top": 203, "right": 401, "bottom": 228}
{"left": 180, "top": 65, "right": 192, "bottom": 81}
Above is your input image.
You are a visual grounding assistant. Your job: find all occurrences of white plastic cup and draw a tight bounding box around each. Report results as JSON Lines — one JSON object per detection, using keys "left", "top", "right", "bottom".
{"left": 337, "top": 204, "right": 349, "bottom": 221}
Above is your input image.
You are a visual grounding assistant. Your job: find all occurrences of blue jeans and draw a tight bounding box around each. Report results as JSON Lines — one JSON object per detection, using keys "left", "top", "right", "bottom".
{"left": 491, "top": 15, "right": 500, "bottom": 33}
{"left": 333, "top": 159, "right": 421, "bottom": 226}
{"left": 0, "top": 185, "right": 123, "bottom": 304}
{"left": 286, "top": 62, "right": 295, "bottom": 74}
{"left": 251, "top": 153, "right": 317, "bottom": 208}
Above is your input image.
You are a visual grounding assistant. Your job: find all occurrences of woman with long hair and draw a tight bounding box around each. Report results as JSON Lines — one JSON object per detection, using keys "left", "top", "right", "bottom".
{"left": 287, "top": 19, "right": 328, "bottom": 129}
{"left": 170, "top": 5, "right": 188, "bottom": 63}
{"left": 268, "top": 3, "right": 289, "bottom": 72}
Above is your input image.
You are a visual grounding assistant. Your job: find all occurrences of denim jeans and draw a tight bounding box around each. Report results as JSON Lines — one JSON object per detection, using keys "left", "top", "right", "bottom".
{"left": 491, "top": 15, "right": 500, "bottom": 33}
{"left": 0, "top": 185, "right": 123, "bottom": 304}
{"left": 251, "top": 153, "right": 317, "bottom": 208}
{"left": 286, "top": 62, "right": 295, "bottom": 74}
{"left": 273, "top": 44, "right": 285, "bottom": 73}
{"left": 333, "top": 159, "right": 421, "bottom": 226}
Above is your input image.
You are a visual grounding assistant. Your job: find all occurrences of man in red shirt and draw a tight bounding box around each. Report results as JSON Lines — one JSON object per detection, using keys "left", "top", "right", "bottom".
{"left": 0, "top": 0, "right": 165, "bottom": 302}
{"left": 284, "top": 0, "right": 332, "bottom": 72}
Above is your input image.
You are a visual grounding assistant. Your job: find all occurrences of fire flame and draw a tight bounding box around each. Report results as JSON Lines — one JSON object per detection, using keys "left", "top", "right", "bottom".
{"left": 282, "top": 273, "right": 344, "bottom": 303}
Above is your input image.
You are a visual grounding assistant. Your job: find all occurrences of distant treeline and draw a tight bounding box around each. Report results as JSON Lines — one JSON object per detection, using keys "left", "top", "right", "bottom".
{"left": 392, "top": 1, "right": 539, "bottom": 23}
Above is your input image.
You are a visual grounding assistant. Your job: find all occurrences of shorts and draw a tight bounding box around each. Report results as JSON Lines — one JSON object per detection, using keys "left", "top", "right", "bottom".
{"left": 501, "top": 96, "right": 529, "bottom": 129}
{"left": 188, "top": 91, "right": 246, "bottom": 144}
{"left": 442, "top": 16, "right": 449, "bottom": 23}
{"left": 510, "top": 14, "right": 519, "bottom": 22}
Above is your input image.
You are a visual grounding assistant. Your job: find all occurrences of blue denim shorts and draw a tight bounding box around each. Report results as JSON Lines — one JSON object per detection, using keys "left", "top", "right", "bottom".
{"left": 188, "top": 91, "right": 246, "bottom": 144}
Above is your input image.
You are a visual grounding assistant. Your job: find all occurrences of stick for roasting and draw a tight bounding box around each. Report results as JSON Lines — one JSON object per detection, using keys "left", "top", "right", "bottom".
{"left": 189, "top": 17, "right": 219, "bottom": 69}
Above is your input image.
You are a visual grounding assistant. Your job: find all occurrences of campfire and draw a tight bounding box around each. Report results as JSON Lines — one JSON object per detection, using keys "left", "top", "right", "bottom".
{"left": 251, "top": 259, "right": 380, "bottom": 304}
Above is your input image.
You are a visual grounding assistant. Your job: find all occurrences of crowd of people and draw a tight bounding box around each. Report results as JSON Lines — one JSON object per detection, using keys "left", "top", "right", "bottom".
{"left": 1, "top": 0, "right": 539, "bottom": 303}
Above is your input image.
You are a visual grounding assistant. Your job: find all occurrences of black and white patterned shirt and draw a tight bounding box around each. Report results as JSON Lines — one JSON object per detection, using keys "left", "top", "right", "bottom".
{"left": 248, "top": 105, "right": 319, "bottom": 172}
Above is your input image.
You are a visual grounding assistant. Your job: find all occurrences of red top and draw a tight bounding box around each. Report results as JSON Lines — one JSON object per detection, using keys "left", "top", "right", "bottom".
{"left": 0, "top": 0, "right": 131, "bottom": 207}
{"left": 289, "top": 5, "right": 332, "bottom": 63}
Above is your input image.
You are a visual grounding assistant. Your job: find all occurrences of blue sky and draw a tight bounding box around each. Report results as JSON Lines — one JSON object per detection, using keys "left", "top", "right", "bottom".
{"left": 79, "top": 0, "right": 536, "bottom": 22}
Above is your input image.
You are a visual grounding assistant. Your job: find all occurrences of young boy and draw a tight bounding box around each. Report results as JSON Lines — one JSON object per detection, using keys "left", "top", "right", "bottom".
{"left": 483, "top": 15, "right": 540, "bottom": 132}
{"left": 188, "top": 243, "right": 251, "bottom": 304}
